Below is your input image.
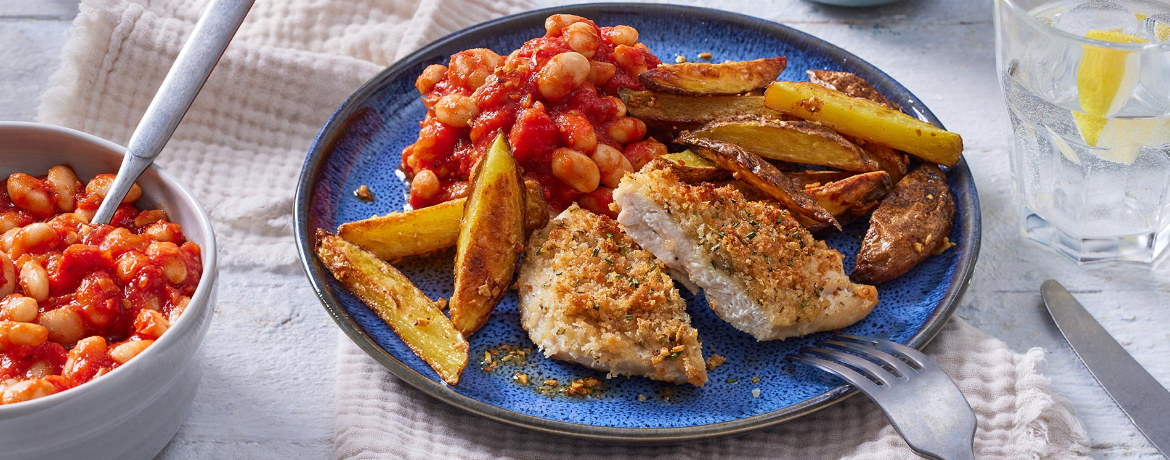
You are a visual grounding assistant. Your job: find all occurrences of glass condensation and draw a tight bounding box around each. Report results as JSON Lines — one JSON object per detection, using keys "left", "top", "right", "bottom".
{"left": 995, "top": 0, "right": 1170, "bottom": 264}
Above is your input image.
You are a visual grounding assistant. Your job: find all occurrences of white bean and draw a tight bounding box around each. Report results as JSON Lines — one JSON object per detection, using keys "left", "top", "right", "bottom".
{"left": 0, "top": 253, "right": 14, "bottom": 298}
{"left": 46, "top": 165, "right": 79, "bottom": 212}
{"left": 39, "top": 308, "right": 84, "bottom": 346}
{"left": 18, "top": 260, "right": 48, "bottom": 302}
{"left": 0, "top": 295, "right": 37, "bottom": 323}
{"left": 537, "top": 52, "right": 590, "bottom": 102}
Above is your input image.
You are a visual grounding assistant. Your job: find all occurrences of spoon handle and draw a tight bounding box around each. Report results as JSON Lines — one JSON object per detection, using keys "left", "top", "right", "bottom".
{"left": 92, "top": 0, "right": 254, "bottom": 224}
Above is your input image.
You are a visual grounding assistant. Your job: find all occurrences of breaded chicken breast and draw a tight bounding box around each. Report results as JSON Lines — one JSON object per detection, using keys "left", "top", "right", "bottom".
{"left": 517, "top": 205, "right": 707, "bottom": 386}
{"left": 613, "top": 166, "right": 878, "bottom": 341}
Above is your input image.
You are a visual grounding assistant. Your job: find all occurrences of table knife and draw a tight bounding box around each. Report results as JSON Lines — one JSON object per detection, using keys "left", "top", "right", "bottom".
{"left": 1041, "top": 279, "right": 1170, "bottom": 457}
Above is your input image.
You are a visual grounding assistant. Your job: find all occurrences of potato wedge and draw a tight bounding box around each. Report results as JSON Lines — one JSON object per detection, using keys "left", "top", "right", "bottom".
{"left": 786, "top": 170, "right": 856, "bottom": 189}
{"left": 689, "top": 116, "right": 878, "bottom": 172}
{"left": 857, "top": 141, "right": 908, "bottom": 184}
{"left": 639, "top": 58, "right": 787, "bottom": 96}
{"left": 661, "top": 149, "right": 730, "bottom": 182}
{"left": 337, "top": 180, "right": 548, "bottom": 261}
{"left": 679, "top": 135, "right": 839, "bottom": 229}
{"left": 619, "top": 88, "right": 781, "bottom": 130}
{"left": 805, "top": 71, "right": 910, "bottom": 182}
{"left": 450, "top": 134, "right": 526, "bottom": 336}
{"left": 852, "top": 165, "right": 954, "bottom": 284}
{"left": 806, "top": 70, "right": 901, "bottom": 110}
{"left": 315, "top": 230, "right": 468, "bottom": 385}
{"left": 795, "top": 171, "right": 893, "bottom": 231}
{"left": 338, "top": 199, "right": 464, "bottom": 261}
{"left": 763, "top": 81, "right": 963, "bottom": 167}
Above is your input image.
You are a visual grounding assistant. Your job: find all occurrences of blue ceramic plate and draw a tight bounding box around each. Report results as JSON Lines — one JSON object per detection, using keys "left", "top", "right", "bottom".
{"left": 295, "top": 3, "right": 980, "bottom": 443}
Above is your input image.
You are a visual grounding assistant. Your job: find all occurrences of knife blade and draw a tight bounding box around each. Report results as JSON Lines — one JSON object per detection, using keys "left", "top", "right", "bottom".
{"left": 1041, "top": 279, "right": 1170, "bottom": 457}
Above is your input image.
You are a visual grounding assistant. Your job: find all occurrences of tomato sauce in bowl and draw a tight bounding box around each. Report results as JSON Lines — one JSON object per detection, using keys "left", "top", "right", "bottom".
{"left": 0, "top": 166, "right": 201, "bottom": 405}
{"left": 402, "top": 14, "right": 667, "bottom": 215}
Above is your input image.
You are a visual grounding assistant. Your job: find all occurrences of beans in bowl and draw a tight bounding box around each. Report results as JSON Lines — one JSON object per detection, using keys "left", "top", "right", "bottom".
{"left": 0, "top": 165, "right": 202, "bottom": 405}
{"left": 403, "top": 14, "right": 667, "bottom": 215}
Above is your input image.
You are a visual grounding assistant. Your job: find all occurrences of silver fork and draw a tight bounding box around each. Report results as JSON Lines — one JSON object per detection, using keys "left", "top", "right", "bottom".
{"left": 790, "top": 335, "right": 977, "bottom": 460}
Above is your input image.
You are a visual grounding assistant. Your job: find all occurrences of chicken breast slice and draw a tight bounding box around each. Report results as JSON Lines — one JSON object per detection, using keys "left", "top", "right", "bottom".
{"left": 613, "top": 166, "right": 878, "bottom": 341}
{"left": 516, "top": 205, "right": 707, "bottom": 386}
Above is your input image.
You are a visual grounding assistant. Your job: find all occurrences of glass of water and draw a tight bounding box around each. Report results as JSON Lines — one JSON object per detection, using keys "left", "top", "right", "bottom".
{"left": 995, "top": 0, "right": 1170, "bottom": 264}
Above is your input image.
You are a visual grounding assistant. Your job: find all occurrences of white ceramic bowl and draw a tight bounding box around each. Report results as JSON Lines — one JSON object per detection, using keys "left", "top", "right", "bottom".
{"left": 0, "top": 122, "right": 217, "bottom": 460}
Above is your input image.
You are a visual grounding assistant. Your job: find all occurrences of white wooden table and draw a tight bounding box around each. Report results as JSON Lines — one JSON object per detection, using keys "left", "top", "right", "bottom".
{"left": 2, "top": 0, "right": 1167, "bottom": 458}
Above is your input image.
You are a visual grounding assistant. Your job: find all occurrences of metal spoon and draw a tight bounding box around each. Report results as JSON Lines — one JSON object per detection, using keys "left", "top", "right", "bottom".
{"left": 91, "top": 0, "right": 254, "bottom": 224}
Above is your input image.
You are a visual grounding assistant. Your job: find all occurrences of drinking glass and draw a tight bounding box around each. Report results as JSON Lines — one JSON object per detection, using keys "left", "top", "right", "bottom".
{"left": 994, "top": 0, "right": 1170, "bottom": 264}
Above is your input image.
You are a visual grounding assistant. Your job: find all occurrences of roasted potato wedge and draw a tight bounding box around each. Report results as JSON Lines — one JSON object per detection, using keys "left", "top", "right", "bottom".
{"left": 450, "top": 134, "right": 526, "bottom": 336}
{"left": 763, "top": 81, "right": 963, "bottom": 167}
{"left": 689, "top": 116, "right": 878, "bottom": 172}
{"left": 679, "top": 135, "right": 839, "bottom": 229}
{"left": 805, "top": 70, "right": 910, "bottom": 182}
{"left": 315, "top": 230, "right": 468, "bottom": 385}
{"left": 661, "top": 149, "right": 730, "bottom": 182}
{"left": 856, "top": 141, "right": 908, "bottom": 184}
{"left": 806, "top": 70, "right": 902, "bottom": 110}
{"left": 619, "top": 88, "right": 781, "bottom": 130}
{"left": 852, "top": 165, "right": 954, "bottom": 284}
{"left": 796, "top": 171, "right": 893, "bottom": 231}
{"left": 639, "top": 58, "right": 787, "bottom": 96}
{"left": 338, "top": 199, "right": 464, "bottom": 261}
{"left": 786, "top": 170, "right": 856, "bottom": 189}
{"left": 338, "top": 180, "right": 548, "bottom": 261}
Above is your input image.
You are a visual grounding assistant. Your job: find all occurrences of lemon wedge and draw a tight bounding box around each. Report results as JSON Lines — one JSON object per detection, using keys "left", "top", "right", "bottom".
{"left": 1074, "top": 30, "right": 1147, "bottom": 149}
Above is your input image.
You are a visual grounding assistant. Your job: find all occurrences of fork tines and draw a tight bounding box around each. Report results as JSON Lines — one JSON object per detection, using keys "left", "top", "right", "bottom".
{"left": 788, "top": 335, "right": 934, "bottom": 392}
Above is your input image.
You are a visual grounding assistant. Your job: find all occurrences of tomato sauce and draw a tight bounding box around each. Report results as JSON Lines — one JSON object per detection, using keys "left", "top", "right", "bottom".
{"left": 403, "top": 17, "right": 663, "bottom": 214}
{"left": 0, "top": 167, "right": 201, "bottom": 404}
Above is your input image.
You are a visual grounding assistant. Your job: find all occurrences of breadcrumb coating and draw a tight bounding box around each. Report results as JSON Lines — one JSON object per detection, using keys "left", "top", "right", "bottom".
{"left": 517, "top": 205, "right": 707, "bottom": 386}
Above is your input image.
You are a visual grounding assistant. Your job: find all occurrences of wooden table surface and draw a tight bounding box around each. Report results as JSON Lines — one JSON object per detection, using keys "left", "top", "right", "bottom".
{"left": 2, "top": 0, "right": 1167, "bottom": 458}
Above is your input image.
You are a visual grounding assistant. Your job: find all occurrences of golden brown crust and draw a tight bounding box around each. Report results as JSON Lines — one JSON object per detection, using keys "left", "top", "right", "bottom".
{"left": 852, "top": 164, "right": 954, "bottom": 284}
{"left": 618, "top": 168, "right": 836, "bottom": 328}
{"left": 639, "top": 58, "right": 787, "bottom": 96}
{"left": 521, "top": 206, "right": 707, "bottom": 386}
{"left": 450, "top": 135, "right": 527, "bottom": 336}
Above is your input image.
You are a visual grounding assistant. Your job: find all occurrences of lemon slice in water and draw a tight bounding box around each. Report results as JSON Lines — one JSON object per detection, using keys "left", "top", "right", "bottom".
{"left": 1073, "top": 29, "right": 1147, "bottom": 161}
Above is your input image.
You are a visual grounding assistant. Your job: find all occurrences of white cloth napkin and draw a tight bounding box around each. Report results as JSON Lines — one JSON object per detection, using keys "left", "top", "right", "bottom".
{"left": 39, "top": 1, "right": 1093, "bottom": 459}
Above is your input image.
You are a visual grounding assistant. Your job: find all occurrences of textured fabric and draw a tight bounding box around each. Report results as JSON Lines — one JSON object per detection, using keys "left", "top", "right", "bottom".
{"left": 39, "top": 1, "right": 1092, "bottom": 459}
{"left": 336, "top": 318, "right": 1092, "bottom": 460}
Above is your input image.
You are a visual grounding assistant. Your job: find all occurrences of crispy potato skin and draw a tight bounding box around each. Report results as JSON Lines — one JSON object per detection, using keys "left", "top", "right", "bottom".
{"left": 316, "top": 230, "right": 468, "bottom": 385}
{"left": 450, "top": 134, "right": 526, "bottom": 336}
{"left": 763, "top": 81, "right": 963, "bottom": 167}
{"left": 679, "top": 135, "right": 839, "bottom": 229}
{"left": 787, "top": 170, "right": 856, "bottom": 189}
{"left": 798, "top": 171, "right": 892, "bottom": 231}
{"left": 660, "top": 150, "right": 731, "bottom": 182}
{"left": 852, "top": 165, "right": 954, "bottom": 284}
{"left": 619, "top": 89, "right": 780, "bottom": 130}
{"left": 337, "top": 180, "right": 548, "bottom": 261}
{"left": 690, "top": 116, "right": 878, "bottom": 172}
{"left": 338, "top": 199, "right": 464, "bottom": 261}
{"left": 639, "top": 58, "right": 787, "bottom": 96}
{"left": 806, "top": 70, "right": 901, "bottom": 110}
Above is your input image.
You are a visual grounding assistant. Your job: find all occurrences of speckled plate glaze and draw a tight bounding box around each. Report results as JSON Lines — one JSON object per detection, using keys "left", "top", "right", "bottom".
{"left": 295, "top": 3, "right": 980, "bottom": 443}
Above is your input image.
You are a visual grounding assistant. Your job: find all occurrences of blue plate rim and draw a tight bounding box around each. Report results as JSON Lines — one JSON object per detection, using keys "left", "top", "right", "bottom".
{"left": 294, "top": 3, "right": 982, "bottom": 443}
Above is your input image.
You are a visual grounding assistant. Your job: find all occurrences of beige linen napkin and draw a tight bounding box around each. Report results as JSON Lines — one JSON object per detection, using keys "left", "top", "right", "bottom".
{"left": 41, "top": 1, "right": 1092, "bottom": 459}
